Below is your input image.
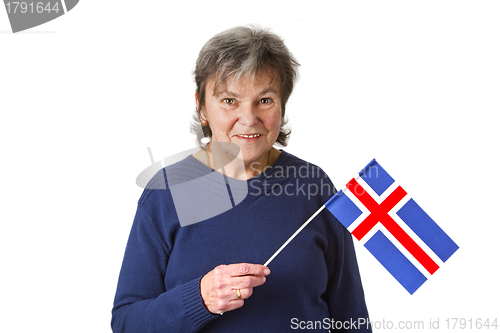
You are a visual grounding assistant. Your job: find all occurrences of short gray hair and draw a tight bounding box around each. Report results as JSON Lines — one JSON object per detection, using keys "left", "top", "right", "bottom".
{"left": 192, "top": 25, "right": 300, "bottom": 147}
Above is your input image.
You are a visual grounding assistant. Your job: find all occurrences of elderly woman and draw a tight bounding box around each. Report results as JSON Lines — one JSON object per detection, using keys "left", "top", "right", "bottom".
{"left": 112, "top": 26, "right": 371, "bottom": 332}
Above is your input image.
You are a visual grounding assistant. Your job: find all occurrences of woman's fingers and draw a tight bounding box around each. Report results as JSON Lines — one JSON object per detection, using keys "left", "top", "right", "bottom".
{"left": 230, "top": 286, "right": 253, "bottom": 300}
{"left": 229, "top": 263, "right": 271, "bottom": 278}
{"left": 231, "top": 275, "right": 266, "bottom": 291}
{"left": 200, "top": 263, "right": 270, "bottom": 314}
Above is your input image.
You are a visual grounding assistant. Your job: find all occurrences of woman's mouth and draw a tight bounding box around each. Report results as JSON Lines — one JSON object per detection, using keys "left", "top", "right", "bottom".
{"left": 236, "top": 134, "right": 262, "bottom": 138}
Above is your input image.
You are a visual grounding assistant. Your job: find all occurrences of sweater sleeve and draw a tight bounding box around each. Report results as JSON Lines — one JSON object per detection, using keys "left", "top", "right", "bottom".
{"left": 111, "top": 206, "right": 217, "bottom": 333}
{"left": 324, "top": 215, "right": 372, "bottom": 332}
{"left": 315, "top": 169, "right": 372, "bottom": 332}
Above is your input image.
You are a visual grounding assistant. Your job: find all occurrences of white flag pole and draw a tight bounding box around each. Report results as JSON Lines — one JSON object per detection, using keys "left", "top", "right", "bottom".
{"left": 264, "top": 205, "right": 326, "bottom": 267}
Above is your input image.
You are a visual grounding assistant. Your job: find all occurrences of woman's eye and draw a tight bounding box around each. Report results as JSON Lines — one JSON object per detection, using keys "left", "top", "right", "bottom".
{"left": 222, "top": 98, "right": 235, "bottom": 105}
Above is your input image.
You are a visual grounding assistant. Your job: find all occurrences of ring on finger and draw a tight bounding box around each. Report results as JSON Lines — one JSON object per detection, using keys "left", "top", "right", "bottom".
{"left": 236, "top": 288, "right": 242, "bottom": 300}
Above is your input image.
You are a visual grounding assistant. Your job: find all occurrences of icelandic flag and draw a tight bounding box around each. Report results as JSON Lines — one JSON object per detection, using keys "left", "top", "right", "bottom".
{"left": 325, "top": 159, "right": 459, "bottom": 294}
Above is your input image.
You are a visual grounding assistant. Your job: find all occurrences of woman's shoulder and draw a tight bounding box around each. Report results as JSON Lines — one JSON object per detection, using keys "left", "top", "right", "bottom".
{"left": 138, "top": 155, "right": 202, "bottom": 205}
{"left": 134, "top": 155, "right": 209, "bottom": 232}
{"left": 273, "top": 150, "right": 332, "bottom": 180}
{"left": 270, "top": 150, "right": 337, "bottom": 197}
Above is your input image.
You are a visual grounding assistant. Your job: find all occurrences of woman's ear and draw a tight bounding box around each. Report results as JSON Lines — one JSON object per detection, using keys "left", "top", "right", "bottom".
{"left": 196, "top": 91, "right": 208, "bottom": 125}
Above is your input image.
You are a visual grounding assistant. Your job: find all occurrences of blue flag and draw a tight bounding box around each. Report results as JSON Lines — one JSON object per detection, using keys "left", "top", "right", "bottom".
{"left": 325, "top": 159, "right": 459, "bottom": 294}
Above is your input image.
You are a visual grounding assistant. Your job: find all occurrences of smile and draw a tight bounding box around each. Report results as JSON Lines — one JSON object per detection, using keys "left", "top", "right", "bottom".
{"left": 236, "top": 134, "right": 261, "bottom": 138}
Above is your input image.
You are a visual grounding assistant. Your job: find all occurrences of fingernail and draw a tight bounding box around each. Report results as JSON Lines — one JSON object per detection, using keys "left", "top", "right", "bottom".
{"left": 264, "top": 268, "right": 270, "bottom": 275}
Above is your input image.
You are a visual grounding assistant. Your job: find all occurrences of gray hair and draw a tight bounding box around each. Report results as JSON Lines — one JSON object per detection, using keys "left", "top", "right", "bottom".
{"left": 191, "top": 25, "right": 300, "bottom": 147}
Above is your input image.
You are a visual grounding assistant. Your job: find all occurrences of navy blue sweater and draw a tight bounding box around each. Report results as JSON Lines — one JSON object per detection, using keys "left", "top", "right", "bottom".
{"left": 112, "top": 151, "right": 371, "bottom": 332}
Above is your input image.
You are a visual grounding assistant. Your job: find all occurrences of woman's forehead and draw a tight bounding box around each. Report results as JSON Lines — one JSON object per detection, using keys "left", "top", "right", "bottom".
{"left": 209, "top": 70, "right": 281, "bottom": 96}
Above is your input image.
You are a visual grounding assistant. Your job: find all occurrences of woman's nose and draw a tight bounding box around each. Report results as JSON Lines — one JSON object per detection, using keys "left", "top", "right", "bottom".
{"left": 238, "top": 103, "right": 259, "bottom": 126}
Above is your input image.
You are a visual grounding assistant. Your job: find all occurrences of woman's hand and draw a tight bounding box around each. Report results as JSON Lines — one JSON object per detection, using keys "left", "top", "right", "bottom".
{"left": 200, "top": 263, "right": 270, "bottom": 314}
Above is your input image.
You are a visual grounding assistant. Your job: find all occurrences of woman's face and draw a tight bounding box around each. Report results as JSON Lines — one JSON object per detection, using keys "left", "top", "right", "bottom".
{"left": 198, "top": 71, "right": 282, "bottom": 167}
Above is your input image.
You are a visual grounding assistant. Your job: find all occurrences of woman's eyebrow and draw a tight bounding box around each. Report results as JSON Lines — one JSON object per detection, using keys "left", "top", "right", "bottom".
{"left": 259, "top": 87, "right": 279, "bottom": 95}
{"left": 214, "top": 87, "right": 278, "bottom": 97}
{"left": 215, "top": 90, "right": 240, "bottom": 98}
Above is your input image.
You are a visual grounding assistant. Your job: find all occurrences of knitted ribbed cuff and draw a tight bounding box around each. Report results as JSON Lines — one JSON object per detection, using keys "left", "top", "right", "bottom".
{"left": 182, "top": 276, "right": 218, "bottom": 329}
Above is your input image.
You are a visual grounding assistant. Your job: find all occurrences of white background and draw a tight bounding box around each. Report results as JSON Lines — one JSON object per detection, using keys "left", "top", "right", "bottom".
{"left": 1, "top": 1, "right": 499, "bottom": 332}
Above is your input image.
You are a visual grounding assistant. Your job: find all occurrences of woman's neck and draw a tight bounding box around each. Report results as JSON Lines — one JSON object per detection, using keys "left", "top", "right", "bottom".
{"left": 193, "top": 145, "right": 280, "bottom": 180}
